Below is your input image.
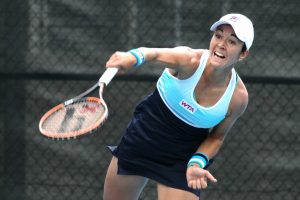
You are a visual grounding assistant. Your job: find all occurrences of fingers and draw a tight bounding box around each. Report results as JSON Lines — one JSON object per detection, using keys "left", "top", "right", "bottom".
{"left": 186, "top": 168, "right": 217, "bottom": 190}
{"left": 188, "top": 177, "right": 208, "bottom": 190}
{"left": 197, "top": 178, "right": 202, "bottom": 189}
{"left": 105, "top": 51, "right": 137, "bottom": 70}
{"left": 105, "top": 52, "right": 122, "bottom": 67}
{"left": 200, "top": 177, "right": 207, "bottom": 188}
{"left": 204, "top": 170, "right": 218, "bottom": 183}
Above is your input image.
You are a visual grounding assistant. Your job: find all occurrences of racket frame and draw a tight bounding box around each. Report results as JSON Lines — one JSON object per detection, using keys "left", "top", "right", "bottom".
{"left": 39, "top": 68, "right": 118, "bottom": 139}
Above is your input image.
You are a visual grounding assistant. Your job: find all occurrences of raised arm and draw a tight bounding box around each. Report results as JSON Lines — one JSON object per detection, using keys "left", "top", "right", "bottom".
{"left": 106, "top": 47, "right": 203, "bottom": 73}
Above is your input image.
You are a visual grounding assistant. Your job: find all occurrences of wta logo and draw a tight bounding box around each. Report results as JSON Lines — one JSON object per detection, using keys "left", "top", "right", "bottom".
{"left": 179, "top": 99, "right": 197, "bottom": 114}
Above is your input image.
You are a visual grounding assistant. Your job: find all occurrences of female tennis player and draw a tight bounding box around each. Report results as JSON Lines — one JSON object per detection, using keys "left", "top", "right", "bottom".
{"left": 103, "top": 13, "right": 254, "bottom": 200}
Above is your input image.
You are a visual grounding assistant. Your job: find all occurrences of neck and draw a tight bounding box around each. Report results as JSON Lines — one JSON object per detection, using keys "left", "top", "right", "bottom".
{"left": 204, "top": 62, "right": 234, "bottom": 86}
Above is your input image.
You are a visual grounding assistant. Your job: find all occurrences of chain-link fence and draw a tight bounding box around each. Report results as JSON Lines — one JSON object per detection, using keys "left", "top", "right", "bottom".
{"left": 1, "top": 0, "right": 299, "bottom": 200}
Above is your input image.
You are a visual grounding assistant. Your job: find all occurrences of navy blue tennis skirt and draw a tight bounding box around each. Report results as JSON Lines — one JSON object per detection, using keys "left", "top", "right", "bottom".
{"left": 108, "top": 88, "right": 210, "bottom": 196}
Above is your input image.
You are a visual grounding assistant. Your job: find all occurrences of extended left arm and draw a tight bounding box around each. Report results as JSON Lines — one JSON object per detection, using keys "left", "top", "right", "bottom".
{"left": 186, "top": 84, "right": 249, "bottom": 189}
{"left": 196, "top": 114, "right": 239, "bottom": 160}
{"left": 196, "top": 80, "right": 249, "bottom": 160}
{"left": 186, "top": 114, "right": 242, "bottom": 190}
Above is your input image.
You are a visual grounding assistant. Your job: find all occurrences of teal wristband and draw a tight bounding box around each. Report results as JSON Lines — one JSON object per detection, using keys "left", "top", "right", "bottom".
{"left": 128, "top": 49, "right": 145, "bottom": 67}
{"left": 187, "top": 152, "right": 209, "bottom": 169}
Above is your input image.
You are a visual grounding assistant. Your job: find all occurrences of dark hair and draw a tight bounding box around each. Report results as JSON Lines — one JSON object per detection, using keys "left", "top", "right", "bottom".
{"left": 241, "top": 43, "right": 247, "bottom": 53}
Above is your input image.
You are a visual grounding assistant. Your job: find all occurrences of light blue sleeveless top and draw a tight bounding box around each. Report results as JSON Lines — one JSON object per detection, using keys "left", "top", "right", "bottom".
{"left": 156, "top": 49, "right": 238, "bottom": 128}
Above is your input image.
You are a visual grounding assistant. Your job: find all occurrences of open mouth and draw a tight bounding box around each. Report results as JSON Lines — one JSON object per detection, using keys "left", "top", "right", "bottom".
{"left": 214, "top": 51, "right": 225, "bottom": 59}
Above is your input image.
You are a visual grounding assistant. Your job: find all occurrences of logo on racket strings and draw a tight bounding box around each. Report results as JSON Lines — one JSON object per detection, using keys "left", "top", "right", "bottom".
{"left": 80, "top": 104, "right": 99, "bottom": 113}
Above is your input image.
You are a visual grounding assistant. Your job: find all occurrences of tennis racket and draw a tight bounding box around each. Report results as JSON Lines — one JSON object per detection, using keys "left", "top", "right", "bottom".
{"left": 39, "top": 67, "right": 119, "bottom": 139}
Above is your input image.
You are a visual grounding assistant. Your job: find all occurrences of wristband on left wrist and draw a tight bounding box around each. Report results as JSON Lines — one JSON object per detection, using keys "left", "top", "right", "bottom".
{"left": 187, "top": 152, "right": 209, "bottom": 169}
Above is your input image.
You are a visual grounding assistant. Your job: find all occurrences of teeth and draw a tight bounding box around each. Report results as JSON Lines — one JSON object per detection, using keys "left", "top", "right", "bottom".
{"left": 215, "top": 52, "right": 224, "bottom": 57}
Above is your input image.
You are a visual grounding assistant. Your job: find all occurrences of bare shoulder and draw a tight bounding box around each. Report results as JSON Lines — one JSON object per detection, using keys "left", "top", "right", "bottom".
{"left": 189, "top": 48, "right": 206, "bottom": 73}
{"left": 178, "top": 47, "right": 204, "bottom": 62}
{"left": 230, "top": 77, "right": 249, "bottom": 118}
{"left": 172, "top": 47, "right": 205, "bottom": 74}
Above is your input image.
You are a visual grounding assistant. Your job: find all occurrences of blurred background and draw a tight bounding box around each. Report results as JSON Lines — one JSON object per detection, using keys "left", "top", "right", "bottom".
{"left": 0, "top": 0, "right": 299, "bottom": 199}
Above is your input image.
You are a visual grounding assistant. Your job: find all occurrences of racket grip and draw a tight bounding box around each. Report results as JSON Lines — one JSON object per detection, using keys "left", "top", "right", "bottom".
{"left": 99, "top": 68, "right": 119, "bottom": 86}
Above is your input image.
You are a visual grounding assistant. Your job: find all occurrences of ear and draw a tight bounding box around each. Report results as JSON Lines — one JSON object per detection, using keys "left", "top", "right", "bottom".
{"left": 239, "top": 50, "right": 250, "bottom": 61}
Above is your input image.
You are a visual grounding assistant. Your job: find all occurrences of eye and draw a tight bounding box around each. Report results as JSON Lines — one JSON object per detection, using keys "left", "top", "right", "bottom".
{"left": 228, "top": 39, "right": 237, "bottom": 45}
{"left": 214, "top": 33, "right": 222, "bottom": 39}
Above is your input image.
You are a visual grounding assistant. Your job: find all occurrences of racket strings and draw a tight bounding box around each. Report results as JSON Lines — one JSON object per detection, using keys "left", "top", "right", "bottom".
{"left": 41, "top": 101, "right": 106, "bottom": 134}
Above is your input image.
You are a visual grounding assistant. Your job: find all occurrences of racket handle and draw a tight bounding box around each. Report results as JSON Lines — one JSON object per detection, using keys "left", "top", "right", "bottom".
{"left": 99, "top": 68, "right": 119, "bottom": 86}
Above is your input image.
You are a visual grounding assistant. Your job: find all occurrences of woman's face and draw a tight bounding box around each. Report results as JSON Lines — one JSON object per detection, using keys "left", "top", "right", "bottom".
{"left": 209, "top": 24, "right": 248, "bottom": 68}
